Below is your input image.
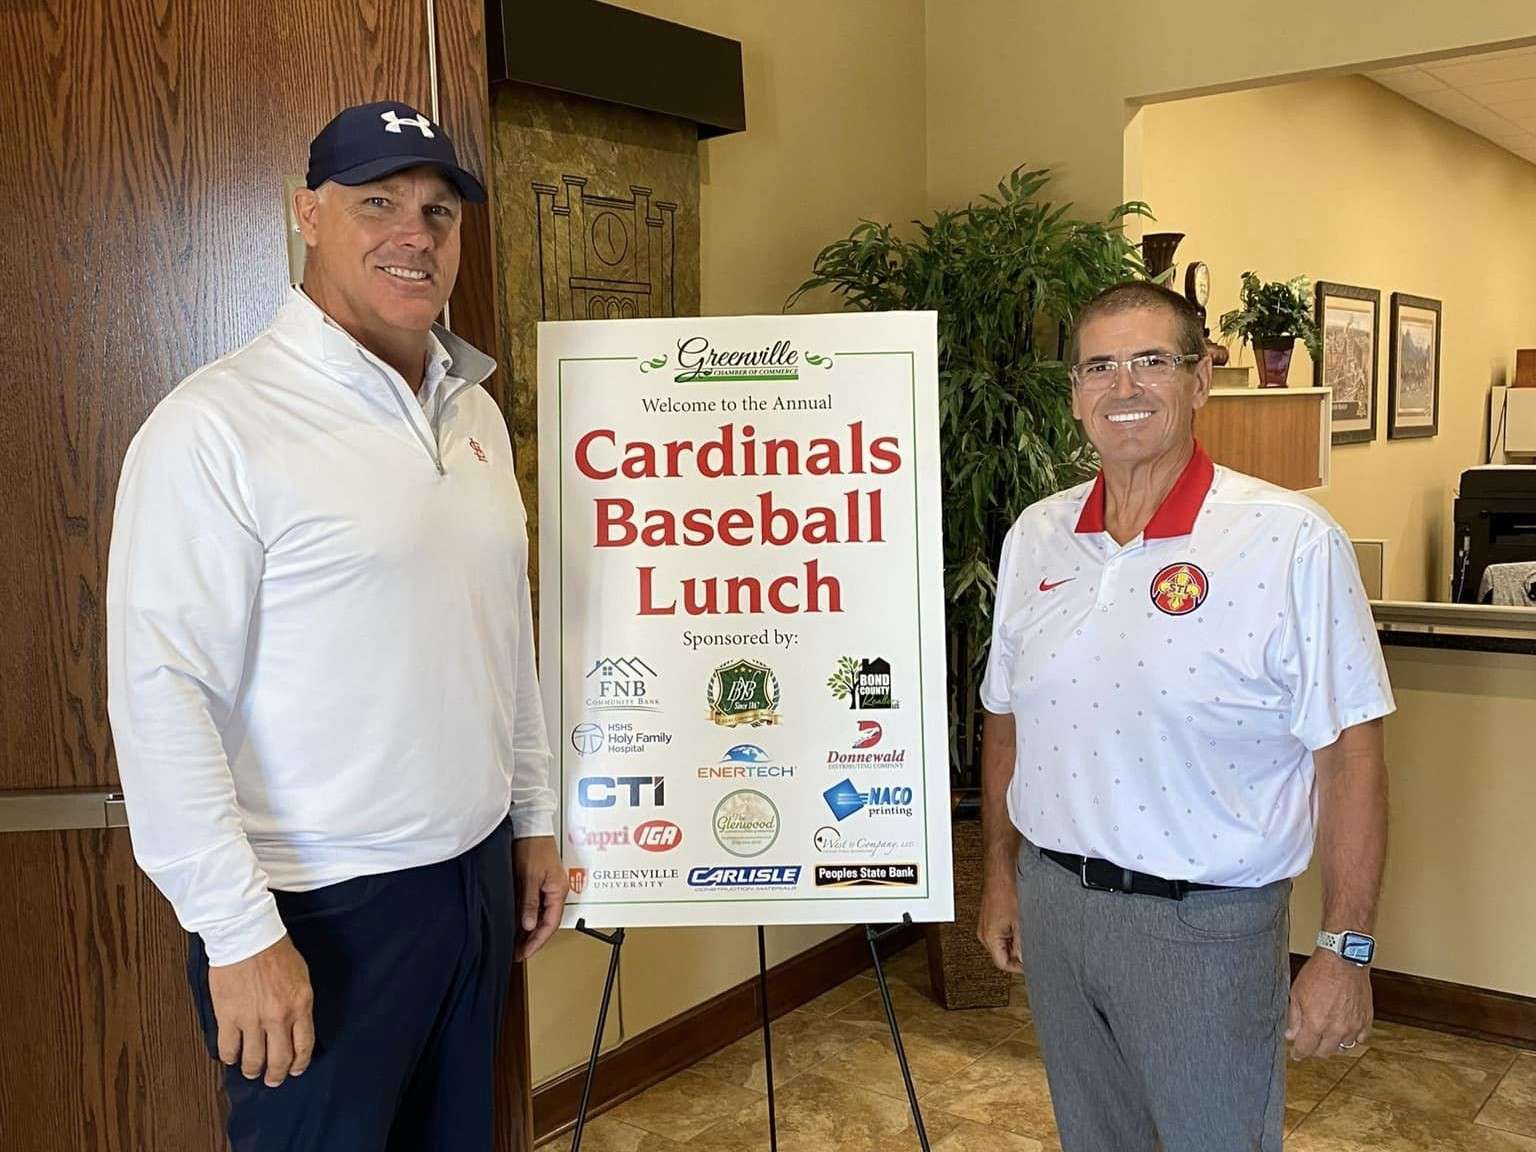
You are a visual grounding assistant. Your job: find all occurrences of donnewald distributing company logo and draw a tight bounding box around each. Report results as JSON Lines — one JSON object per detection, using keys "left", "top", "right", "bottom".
{"left": 654, "top": 335, "right": 834, "bottom": 385}
{"left": 826, "top": 721, "right": 905, "bottom": 770}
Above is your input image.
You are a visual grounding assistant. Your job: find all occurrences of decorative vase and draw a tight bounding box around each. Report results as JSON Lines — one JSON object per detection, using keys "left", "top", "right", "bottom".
{"left": 1253, "top": 336, "right": 1296, "bottom": 388}
{"left": 1140, "top": 232, "right": 1184, "bottom": 282}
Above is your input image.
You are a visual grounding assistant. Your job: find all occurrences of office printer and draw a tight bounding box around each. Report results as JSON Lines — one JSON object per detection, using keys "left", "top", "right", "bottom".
{"left": 1453, "top": 466, "right": 1536, "bottom": 603}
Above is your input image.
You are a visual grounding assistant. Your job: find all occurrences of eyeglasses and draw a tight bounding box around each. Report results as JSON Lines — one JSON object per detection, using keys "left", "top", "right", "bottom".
{"left": 1070, "top": 352, "right": 1205, "bottom": 390}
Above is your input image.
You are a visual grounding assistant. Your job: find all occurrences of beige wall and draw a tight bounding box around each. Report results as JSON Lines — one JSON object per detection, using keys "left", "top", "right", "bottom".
{"left": 1140, "top": 75, "right": 1536, "bottom": 600}
{"left": 1290, "top": 644, "right": 1536, "bottom": 997}
{"left": 926, "top": 0, "right": 1536, "bottom": 220}
{"left": 528, "top": 0, "right": 929, "bottom": 1087}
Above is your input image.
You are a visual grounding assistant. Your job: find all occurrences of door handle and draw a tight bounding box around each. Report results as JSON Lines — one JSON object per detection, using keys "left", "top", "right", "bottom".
{"left": 0, "top": 790, "right": 129, "bottom": 833}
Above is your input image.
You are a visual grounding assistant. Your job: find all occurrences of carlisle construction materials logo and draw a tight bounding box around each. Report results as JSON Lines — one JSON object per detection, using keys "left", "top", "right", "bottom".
{"left": 828, "top": 657, "right": 898, "bottom": 709}
{"left": 712, "top": 789, "right": 780, "bottom": 858}
{"left": 823, "top": 778, "right": 915, "bottom": 822}
{"left": 814, "top": 863, "right": 919, "bottom": 888}
{"left": 1151, "top": 562, "right": 1209, "bottom": 616}
{"left": 584, "top": 656, "right": 660, "bottom": 714}
{"left": 707, "top": 659, "right": 781, "bottom": 727}
{"left": 699, "top": 744, "right": 796, "bottom": 781}
{"left": 687, "top": 865, "right": 802, "bottom": 890}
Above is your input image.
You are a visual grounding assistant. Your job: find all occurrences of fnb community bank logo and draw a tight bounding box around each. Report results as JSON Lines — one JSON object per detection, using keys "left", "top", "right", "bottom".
{"left": 639, "top": 336, "right": 834, "bottom": 384}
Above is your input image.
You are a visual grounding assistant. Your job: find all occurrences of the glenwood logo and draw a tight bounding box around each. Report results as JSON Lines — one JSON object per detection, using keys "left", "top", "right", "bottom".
{"left": 584, "top": 656, "right": 661, "bottom": 714}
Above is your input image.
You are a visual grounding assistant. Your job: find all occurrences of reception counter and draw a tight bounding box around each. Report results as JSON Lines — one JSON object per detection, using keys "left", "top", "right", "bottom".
{"left": 1289, "top": 600, "right": 1536, "bottom": 1029}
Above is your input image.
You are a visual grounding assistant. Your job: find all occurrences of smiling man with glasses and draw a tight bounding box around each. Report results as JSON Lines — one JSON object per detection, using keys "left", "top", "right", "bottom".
{"left": 974, "top": 281, "right": 1394, "bottom": 1151}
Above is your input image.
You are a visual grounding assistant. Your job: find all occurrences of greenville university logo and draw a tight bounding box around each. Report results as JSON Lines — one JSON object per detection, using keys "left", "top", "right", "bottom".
{"left": 707, "top": 659, "right": 781, "bottom": 728}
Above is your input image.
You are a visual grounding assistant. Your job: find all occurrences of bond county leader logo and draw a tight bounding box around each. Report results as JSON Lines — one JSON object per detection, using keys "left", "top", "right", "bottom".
{"left": 712, "top": 789, "right": 780, "bottom": 857}
{"left": 1151, "top": 562, "right": 1209, "bottom": 617}
{"left": 814, "top": 863, "right": 920, "bottom": 888}
{"left": 813, "top": 826, "right": 919, "bottom": 859}
{"left": 584, "top": 656, "right": 660, "bottom": 714}
{"left": 828, "top": 657, "right": 898, "bottom": 709}
{"left": 687, "top": 865, "right": 802, "bottom": 890}
{"left": 699, "top": 744, "right": 796, "bottom": 780}
{"left": 707, "top": 659, "right": 781, "bottom": 727}
{"left": 823, "top": 778, "right": 914, "bottom": 821}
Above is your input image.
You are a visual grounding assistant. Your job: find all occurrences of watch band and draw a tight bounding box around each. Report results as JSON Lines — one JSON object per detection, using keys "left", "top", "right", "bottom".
{"left": 1317, "top": 929, "right": 1374, "bottom": 965}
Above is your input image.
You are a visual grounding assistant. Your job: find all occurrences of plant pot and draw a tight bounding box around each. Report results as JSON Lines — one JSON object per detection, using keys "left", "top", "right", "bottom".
{"left": 925, "top": 790, "right": 1013, "bottom": 1010}
{"left": 1253, "top": 337, "right": 1296, "bottom": 388}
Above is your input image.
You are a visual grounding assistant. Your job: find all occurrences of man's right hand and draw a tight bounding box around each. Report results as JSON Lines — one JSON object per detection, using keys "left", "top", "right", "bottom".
{"left": 976, "top": 866, "right": 1025, "bottom": 974}
{"left": 207, "top": 935, "right": 315, "bottom": 1087}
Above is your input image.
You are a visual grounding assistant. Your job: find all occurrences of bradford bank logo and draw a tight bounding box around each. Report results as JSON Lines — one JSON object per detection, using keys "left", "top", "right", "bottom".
{"left": 707, "top": 659, "right": 781, "bottom": 727}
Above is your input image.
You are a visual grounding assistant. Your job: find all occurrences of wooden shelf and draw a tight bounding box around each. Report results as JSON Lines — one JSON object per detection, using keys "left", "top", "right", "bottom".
{"left": 1195, "top": 387, "right": 1331, "bottom": 490}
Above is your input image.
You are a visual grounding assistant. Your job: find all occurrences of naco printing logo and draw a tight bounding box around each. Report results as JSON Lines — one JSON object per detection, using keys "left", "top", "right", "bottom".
{"left": 823, "top": 778, "right": 914, "bottom": 822}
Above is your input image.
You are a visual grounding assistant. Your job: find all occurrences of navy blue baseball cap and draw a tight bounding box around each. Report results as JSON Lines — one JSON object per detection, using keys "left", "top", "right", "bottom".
{"left": 306, "top": 100, "right": 487, "bottom": 203}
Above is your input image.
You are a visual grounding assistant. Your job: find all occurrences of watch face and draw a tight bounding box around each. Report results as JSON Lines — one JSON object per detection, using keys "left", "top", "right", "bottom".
{"left": 1186, "top": 262, "right": 1210, "bottom": 307}
{"left": 1341, "top": 932, "right": 1375, "bottom": 964}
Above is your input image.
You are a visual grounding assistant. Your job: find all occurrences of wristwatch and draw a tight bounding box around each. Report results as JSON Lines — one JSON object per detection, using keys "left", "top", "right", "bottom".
{"left": 1317, "top": 930, "right": 1375, "bottom": 966}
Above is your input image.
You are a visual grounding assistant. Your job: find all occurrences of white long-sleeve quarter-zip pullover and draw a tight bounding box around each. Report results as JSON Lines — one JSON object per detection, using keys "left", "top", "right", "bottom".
{"left": 107, "top": 288, "right": 555, "bottom": 966}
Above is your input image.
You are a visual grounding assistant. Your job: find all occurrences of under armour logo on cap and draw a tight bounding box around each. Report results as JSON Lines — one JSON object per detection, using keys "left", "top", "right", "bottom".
{"left": 305, "top": 100, "right": 486, "bottom": 203}
{"left": 380, "top": 110, "right": 434, "bottom": 137}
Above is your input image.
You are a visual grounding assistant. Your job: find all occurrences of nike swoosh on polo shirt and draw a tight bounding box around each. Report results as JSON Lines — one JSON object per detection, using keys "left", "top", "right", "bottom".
{"left": 1038, "top": 578, "right": 1074, "bottom": 592}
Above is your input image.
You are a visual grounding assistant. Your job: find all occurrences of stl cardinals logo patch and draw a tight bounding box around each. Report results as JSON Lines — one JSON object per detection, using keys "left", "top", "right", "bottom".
{"left": 1151, "top": 562, "right": 1208, "bottom": 616}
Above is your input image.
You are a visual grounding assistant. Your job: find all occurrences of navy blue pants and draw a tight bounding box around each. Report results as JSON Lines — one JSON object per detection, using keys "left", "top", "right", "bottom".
{"left": 187, "top": 820, "right": 517, "bottom": 1152}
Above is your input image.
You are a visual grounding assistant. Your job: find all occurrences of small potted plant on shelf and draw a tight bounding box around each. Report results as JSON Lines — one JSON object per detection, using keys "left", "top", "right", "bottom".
{"left": 1218, "top": 271, "right": 1321, "bottom": 388}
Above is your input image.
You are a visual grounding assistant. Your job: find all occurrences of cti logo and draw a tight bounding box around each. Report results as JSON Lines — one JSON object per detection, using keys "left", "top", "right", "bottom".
{"left": 577, "top": 776, "right": 666, "bottom": 808}
{"left": 634, "top": 819, "right": 683, "bottom": 852}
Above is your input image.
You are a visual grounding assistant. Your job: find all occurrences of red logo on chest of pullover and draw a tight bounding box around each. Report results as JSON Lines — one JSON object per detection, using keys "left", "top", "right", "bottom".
{"left": 468, "top": 437, "right": 488, "bottom": 464}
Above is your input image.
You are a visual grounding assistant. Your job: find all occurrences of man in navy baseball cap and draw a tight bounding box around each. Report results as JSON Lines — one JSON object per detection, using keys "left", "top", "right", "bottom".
{"left": 306, "top": 99, "right": 486, "bottom": 202}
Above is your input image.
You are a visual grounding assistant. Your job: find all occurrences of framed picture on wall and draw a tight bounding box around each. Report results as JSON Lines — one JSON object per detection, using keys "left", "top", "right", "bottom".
{"left": 1315, "top": 281, "right": 1380, "bottom": 445}
{"left": 1388, "top": 293, "right": 1442, "bottom": 439}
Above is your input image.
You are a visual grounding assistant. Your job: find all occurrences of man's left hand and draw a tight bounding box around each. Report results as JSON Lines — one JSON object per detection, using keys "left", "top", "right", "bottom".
{"left": 1286, "top": 950, "right": 1373, "bottom": 1060}
{"left": 513, "top": 835, "right": 568, "bottom": 962}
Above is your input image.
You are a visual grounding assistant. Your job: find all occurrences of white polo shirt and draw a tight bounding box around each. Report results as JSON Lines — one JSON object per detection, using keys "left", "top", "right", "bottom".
{"left": 980, "top": 444, "right": 1394, "bottom": 887}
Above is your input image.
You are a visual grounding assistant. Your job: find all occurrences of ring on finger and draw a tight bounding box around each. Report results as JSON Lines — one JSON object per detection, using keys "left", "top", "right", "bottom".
{"left": 1337, "top": 1040, "right": 1358, "bottom": 1051}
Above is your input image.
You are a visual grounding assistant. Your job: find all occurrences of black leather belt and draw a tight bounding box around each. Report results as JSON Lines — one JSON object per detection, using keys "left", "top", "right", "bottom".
{"left": 1040, "top": 848, "right": 1231, "bottom": 901}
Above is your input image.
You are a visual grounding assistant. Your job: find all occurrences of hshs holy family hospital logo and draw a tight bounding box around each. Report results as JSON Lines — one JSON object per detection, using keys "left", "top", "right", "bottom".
{"left": 1150, "top": 562, "right": 1209, "bottom": 617}
{"left": 707, "top": 659, "right": 781, "bottom": 727}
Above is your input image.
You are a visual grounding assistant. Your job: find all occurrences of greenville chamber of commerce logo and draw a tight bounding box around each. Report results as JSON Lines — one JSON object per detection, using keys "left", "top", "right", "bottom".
{"left": 699, "top": 744, "right": 796, "bottom": 780}
{"left": 712, "top": 789, "right": 780, "bottom": 857}
{"left": 646, "top": 335, "right": 834, "bottom": 384}
{"left": 814, "top": 863, "right": 919, "bottom": 888}
{"left": 707, "top": 659, "right": 781, "bottom": 727}
{"left": 827, "top": 657, "right": 898, "bottom": 709}
{"left": 823, "top": 778, "right": 914, "bottom": 822}
{"left": 687, "top": 865, "right": 802, "bottom": 890}
{"left": 584, "top": 656, "right": 660, "bottom": 714}
{"left": 813, "top": 826, "right": 919, "bottom": 859}
{"left": 1151, "top": 562, "right": 1209, "bottom": 617}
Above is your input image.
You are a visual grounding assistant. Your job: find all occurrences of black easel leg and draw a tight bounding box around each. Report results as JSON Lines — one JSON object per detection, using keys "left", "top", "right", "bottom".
{"left": 867, "top": 916, "right": 931, "bottom": 1152}
{"left": 570, "top": 919, "right": 626, "bottom": 1152}
{"left": 757, "top": 925, "right": 779, "bottom": 1152}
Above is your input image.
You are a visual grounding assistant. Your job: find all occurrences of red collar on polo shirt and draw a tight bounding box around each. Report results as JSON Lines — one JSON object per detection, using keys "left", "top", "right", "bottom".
{"left": 1074, "top": 441, "right": 1215, "bottom": 539}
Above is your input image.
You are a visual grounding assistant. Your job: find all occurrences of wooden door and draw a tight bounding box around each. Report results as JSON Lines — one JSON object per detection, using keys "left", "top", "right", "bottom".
{"left": 0, "top": 2, "right": 526, "bottom": 1148}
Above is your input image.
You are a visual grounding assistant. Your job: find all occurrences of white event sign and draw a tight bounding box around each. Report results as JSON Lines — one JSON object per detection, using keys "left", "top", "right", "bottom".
{"left": 538, "top": 312, "right": 953, "bottom": 928}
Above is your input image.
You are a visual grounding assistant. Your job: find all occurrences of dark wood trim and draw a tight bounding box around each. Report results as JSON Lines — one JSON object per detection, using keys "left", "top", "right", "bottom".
{"left": 532, "top": 922, "right": 922, "bottom": 1144}
{"left": 486, "top": 0, "right": 746, "bottom": 138}
{"left": 1376, "top": 629, "right": 1536, "bottom": 656}
{"left": 1289, "top": 954, "right": 1536, "bottom": 1051}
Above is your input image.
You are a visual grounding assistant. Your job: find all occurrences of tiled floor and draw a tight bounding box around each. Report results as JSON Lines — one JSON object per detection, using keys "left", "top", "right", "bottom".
{"left": 539, "top": 943, "right": 1536, "bottom": 1151}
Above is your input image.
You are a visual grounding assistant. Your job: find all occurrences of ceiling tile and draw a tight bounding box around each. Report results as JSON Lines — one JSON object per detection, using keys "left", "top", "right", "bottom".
{"left": 1425, "top": 50, "right": 1536, "bottom": 87}
{"left": 1408, "top": 88, "right": 1491, "bottom": 122}
{"left": 1461, "top": 77, "right": 1536, "bottom": 106}
{"left": 1487, "top": 97, "right": 1536, "bottom": 124}
{"left": 1368, "top": 67, "right": 1446, "bottom": 95}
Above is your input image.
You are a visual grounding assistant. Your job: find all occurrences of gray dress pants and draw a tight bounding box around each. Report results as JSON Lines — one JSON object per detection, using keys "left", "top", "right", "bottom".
{"left": 1014, "top": 840, "right": 1291, "bottom": 1151}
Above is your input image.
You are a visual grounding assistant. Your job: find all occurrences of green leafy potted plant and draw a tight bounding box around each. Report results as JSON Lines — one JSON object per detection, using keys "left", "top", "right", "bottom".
{"left": 790, "top": 166, "right": 1149, "bottom": 1008}
{"left": 1218, "top": 271, "right": 1321, "bottom": 388}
